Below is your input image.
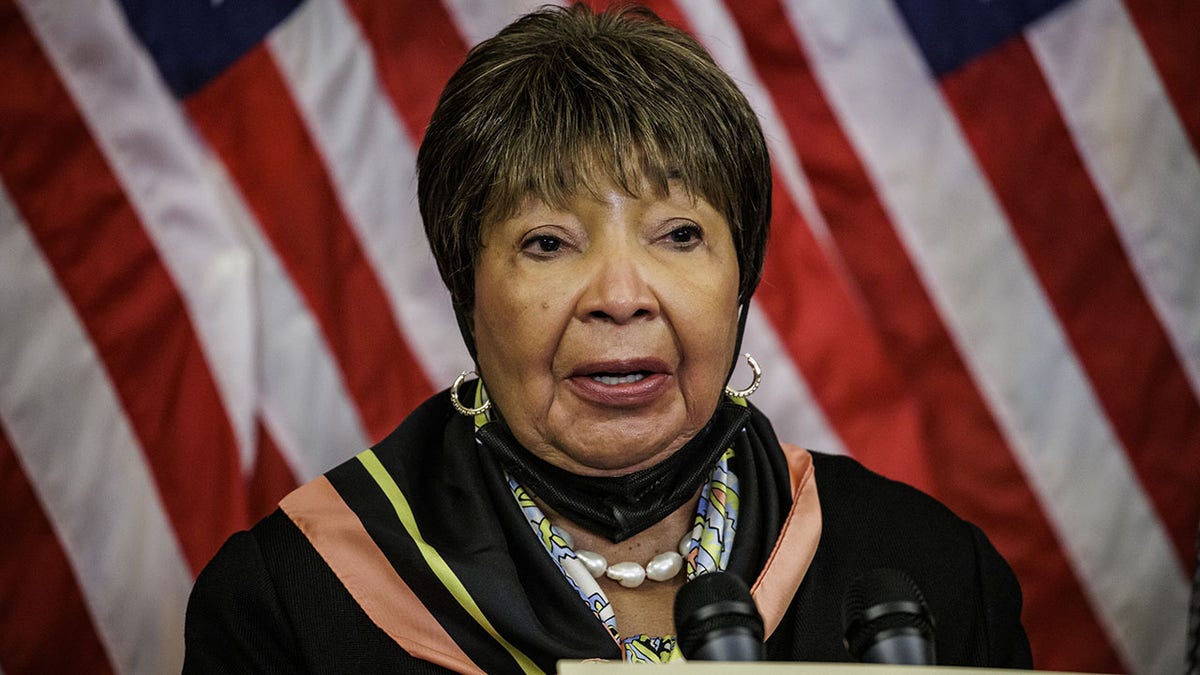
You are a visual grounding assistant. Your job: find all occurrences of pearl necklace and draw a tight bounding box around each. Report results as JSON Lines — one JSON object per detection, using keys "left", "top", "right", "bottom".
{"left": 553, "top": 524, "right": 695, "bottom": 589}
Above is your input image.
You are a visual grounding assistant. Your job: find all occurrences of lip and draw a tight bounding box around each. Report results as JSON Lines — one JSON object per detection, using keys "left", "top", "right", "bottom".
{"left": 566, "top": 358, "right": 672, "bottom": 408}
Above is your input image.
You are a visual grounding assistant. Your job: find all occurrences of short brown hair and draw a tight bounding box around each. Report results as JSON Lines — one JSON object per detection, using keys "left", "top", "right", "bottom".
{"left": 417, "top": 3, "right": 771, "bottom": 324}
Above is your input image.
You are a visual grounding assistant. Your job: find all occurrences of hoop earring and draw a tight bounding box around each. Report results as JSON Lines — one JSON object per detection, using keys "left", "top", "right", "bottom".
{"left": 724, "top": 353, "right": 762, "bottom": 399}
{"left": 450, "top": 370, "right": 491, "bottom": 417}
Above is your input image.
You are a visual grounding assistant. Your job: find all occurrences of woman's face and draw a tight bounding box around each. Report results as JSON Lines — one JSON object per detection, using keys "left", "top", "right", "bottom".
{"left": 472, "top": 179, "right": 741, "bottom": 476}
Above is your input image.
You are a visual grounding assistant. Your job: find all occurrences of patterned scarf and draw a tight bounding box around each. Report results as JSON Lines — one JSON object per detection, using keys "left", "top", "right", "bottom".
{"left": 507, "top": 447, "right": 740, "bottom": 662}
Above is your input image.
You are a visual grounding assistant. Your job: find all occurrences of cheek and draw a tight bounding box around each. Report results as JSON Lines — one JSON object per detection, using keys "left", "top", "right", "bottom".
{"left": 673, "top": 272, "right": 741, "bottom": 387}
{"left": 475, "top": 286, "right": 541, "bottom": 371}
{"left": 472, "top": 264, "right": 571, "bottom": 412}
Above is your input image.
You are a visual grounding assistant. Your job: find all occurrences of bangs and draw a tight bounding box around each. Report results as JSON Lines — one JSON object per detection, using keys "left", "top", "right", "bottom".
{"left": 480, "top": 93, "right": 735, "bottom": 230}
{"left": 468, "top": 24, "right": 744, "bottom": 232}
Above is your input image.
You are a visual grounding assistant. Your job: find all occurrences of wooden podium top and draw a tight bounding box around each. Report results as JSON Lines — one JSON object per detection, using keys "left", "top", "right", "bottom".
{"left": 558, "top": 662, "right": 1103, "bottom": 674}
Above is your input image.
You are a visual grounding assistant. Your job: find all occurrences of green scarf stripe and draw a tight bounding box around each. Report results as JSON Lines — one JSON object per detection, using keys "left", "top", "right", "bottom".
{"left": 356, "top": 449, "right": 544, "bottom": 675}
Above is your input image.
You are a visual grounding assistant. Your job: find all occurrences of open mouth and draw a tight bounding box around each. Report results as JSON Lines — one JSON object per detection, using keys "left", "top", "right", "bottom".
{"left": 590, "top": 371, "right": 650, "bottom": 385}
{"left": 568, "top": 360, "right": 670, "bottom": 406}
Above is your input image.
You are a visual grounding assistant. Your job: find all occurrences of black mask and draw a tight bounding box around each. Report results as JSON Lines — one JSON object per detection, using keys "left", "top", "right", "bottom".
{"left": 476, "top": 400, "right": 751, "bottom": 542}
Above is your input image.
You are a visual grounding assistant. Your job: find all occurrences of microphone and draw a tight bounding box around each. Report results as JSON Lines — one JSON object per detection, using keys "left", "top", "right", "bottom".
{"left": 841, "top": 568, "right": 936, "bottom": 665}
{"left": 674, "top": 571, "right": 765, "bottom": 661}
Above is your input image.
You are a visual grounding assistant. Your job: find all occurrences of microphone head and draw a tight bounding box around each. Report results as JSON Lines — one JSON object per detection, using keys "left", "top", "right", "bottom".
{"left": 841, "top": 568, "right": 935, "bottom": 664}
{"left": 674, "top": 572, "right": 764, "bottom": 660}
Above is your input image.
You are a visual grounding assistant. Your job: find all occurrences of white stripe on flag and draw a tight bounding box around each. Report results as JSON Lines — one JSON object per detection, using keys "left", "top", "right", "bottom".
{"left": 0, "top": 183, "right": 191, "bottom": 675}
{"left": 441, "top": 0, "right": 550, "bottom": 47}
{"left": 17, "top": 0, "right": 258, "bottom": 471}
{"left": 269, "top": 0, "right": 468, "bottom": 388}
{"left": 782, "top": 1, "right": 1189, "bottom": 672}
{"left": 198, "top": 148, "right": 370, "bottom": 480}
{"left": 1028, "top": 0, "right": 1200, "bottom": 397}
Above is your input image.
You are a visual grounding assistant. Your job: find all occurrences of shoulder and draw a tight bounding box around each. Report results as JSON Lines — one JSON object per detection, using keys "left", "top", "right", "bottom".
{"left": 187, "top": 509, "right": 445, "bottom": 673}
{"left": 187, "top": 511, "right": 318, "bottom": 623}
{"left": 804, "top": 450, "right": 1001, "bottom": 584}
{"left": 808, "top": 450, "right": 966, "bottom": 533}
{"left": 772, "top": 450, "right": 1031, "bottom": 667}
{"left": 188, "top": 511, "right": 305, "bottom": 610}
{"left": 184, "top": 513, "right": 307, "bottom": 672}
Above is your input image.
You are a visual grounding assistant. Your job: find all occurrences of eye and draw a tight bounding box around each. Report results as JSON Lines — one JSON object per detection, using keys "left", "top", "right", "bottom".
{"left": 521, "top": 234, "right": 565, "bottom": 257}
{"left": 665, "top": 223, "right": 704, "bottom": 249}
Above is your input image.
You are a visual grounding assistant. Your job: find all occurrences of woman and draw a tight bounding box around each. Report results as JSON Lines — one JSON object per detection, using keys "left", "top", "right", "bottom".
{"left": 184, "top": 5, "right": 1031, "bottom": 672}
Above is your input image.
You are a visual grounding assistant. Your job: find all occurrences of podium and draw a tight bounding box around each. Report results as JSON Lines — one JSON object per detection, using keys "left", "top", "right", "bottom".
{"left": 559, "top": 663, "right": 1105, "bottom": 674}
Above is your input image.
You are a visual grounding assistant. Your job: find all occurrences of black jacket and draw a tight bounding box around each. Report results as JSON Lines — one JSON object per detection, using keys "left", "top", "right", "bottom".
{"left": 184, "top": 392, "right": 1031, "bottom": 672}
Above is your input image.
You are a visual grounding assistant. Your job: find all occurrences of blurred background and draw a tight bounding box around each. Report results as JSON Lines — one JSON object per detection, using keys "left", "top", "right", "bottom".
{"left": 0, "top": 0, "right": 1196, "bottom": 673}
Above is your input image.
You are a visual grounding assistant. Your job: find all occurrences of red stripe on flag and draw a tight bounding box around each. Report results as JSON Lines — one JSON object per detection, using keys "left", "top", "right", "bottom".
{"left": 723, "top": 2, "right": 1125, "bottom": 670}
{"left": 0, "top": 1, "right": 247, "bottom": 572}
{"left": 246, "top": 418, "right": 299, "bottom": 522}
{"left": 0, "top": 423, "right": 115, "bottom": 674}
{"left": 942, "top": 36, "right": 1200, "bottom": 568}
{"left": 185, "top": 45, "right": 434, "bottom": 442}
{"left": 1124, "top": 0, "right": 1200, "bottom": 153}
{"left": 343, "top": 0, "right": 468, "bottom": 138}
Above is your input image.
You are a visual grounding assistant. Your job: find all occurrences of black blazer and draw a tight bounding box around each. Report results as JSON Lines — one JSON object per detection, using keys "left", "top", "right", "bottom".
{"left": 184, "top": 395, "right": 1031, "bottom": 672}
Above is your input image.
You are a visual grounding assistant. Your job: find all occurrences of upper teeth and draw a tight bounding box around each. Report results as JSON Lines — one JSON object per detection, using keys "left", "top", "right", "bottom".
{"left": 592, "top": 373, "right": 647, "bottom": 385}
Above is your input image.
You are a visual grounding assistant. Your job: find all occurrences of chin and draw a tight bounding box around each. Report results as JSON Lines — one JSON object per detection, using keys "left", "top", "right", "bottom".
{"left": 555, "top": 424, "right": 690, "bottom": 476}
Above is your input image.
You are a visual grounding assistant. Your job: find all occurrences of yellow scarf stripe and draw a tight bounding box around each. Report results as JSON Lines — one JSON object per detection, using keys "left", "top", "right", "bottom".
{"left": 357, "top": 449, "right": 544, "bottom": 675}
{"left": 473, "top": 379, "right": 491, "bottom": 428}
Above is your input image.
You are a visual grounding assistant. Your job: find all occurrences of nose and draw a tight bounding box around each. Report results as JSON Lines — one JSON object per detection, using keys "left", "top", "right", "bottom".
{"left": 576, "top": 247, "right": 660, "bottom": 325}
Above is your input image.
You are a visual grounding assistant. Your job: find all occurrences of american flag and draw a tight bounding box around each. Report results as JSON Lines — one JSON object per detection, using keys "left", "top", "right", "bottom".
{"left": 0, "top": 0, "right": 1196, "bottom": 673}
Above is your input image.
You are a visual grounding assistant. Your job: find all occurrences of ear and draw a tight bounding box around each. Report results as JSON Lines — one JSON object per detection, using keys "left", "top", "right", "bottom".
{"left": 725, "top": 302, "right": 750, "bottom": 385}
{"left": 454, "top": 303, "right": 479, "bottom": 364}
